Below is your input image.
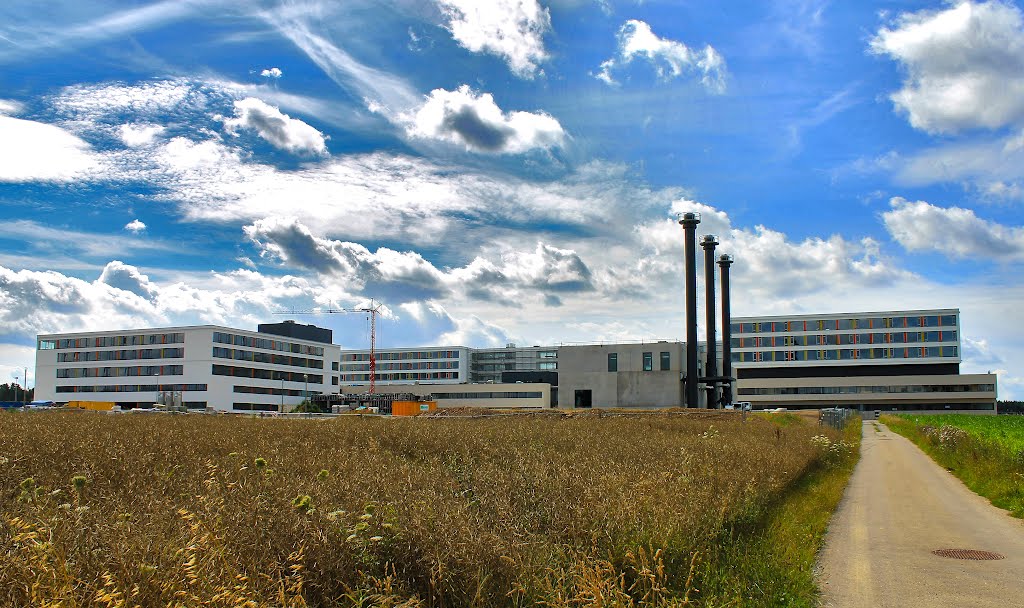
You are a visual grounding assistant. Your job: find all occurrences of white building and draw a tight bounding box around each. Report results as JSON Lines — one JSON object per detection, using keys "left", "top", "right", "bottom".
{"left": 731, "top": 309, "right": 997, "bottom": 412}
{"left": 35, "top": 325, "right": 340, "bottom": 412}
{"left": 338, "top": 346, "right": 469, "bottom": 385}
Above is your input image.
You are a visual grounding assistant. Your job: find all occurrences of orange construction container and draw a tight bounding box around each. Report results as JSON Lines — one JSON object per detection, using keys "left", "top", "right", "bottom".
{"left": 68, "top": 400, "right": 116, "bottom": 411}
{"left": 390, "top": 400, "right": 437, "bottom": 416}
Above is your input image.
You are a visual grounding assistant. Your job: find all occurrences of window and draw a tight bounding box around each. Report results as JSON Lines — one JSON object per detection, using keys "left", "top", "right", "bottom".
{"left": 643, "top": 352, "right": 653, "bottom": 371}
{"left": 538, "top": 361, "right": 557, "bottom": 370}
{"left": 38, "top": 340, "right": 56, "bottom": 350}
{"left": 660, "top": 352, "right": 671, "bottom": 371}
{"left": 538, "top": 351, "right": 557, "bottom": 358}
{"left": 607, "top": 353, "right": 618, "bottom": 372}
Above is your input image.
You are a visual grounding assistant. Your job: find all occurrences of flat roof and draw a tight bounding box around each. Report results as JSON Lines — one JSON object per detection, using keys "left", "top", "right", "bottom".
{"left": 733, "top": 308, "right": 959, "bottom": 322}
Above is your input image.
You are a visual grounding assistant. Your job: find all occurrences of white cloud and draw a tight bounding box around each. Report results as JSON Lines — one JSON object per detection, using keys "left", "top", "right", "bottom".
{"left": 97, "top": 261, "right": 157, "bottom": 299}
{"left": 119, "top": 123, "right": 165, "bottom": 147}
{"left": 0, "top": 115, "right": 99, "bottom": 182}
{"left": 124, "top": 219, "right": 147, "bottom": 233}
{"left": 401, "top": 85, "right": 565, "bottom": 153}
{"left": 882, "top": 197, "right": 1024, "bottom": 260}
{"left": 596, "top": 20, "right": 728, "bottom": 92}
{"left": 260, "top": 67, "right": 283, "bottom": 78}
{"left": 223, "top": 97, "right": 328, "bottom": 155}
{"left": 434, "top": 0, "right": 551, "bottom": 78}
{"left": 0, "top": 99, "right": 23, "bottom": 114}
{"left": 53, "top": 79, "right": 211, "bottom": 121}
{"left": 870, "top": 1, "right": 1024, "bottom": 134}
{"left": 244, "top": 217, "right": 596, "bottom": 304}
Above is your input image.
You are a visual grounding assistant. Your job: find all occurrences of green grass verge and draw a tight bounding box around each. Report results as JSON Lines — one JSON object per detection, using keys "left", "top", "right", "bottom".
{"left": 882, "top": 415, "right": 1024, "bottom": 518}
{"left": 696, "top": 417, "right": 862, "bottom": 607}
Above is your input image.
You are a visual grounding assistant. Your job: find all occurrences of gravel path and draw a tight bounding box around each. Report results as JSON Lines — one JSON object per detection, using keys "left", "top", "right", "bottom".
{"left": 816, "top": 419, "right": 1024, "bottom": 607}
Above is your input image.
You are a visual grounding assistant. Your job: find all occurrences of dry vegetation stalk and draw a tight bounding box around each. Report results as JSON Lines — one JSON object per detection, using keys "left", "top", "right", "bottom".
{"left": 0, "top": 411, "right": 846, "bottom": 606}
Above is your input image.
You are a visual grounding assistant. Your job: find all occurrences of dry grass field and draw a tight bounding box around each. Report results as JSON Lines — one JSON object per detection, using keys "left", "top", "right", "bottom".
{"left": 0, "top": 410, "right": 856, "bottom": 607}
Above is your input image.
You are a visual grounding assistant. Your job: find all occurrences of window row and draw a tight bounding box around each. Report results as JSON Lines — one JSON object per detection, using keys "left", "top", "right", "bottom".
{"left": 41, "top": 332, "right": 185, "bottom": 350}
{"left": 57, "top": 348, "right": 184, "bottom": 362}
{"left": 433, "top": 391, "right": 543, "bottom": 399}
{"left": 733, "top": 315, "right": 956, "bottom": 334}
{"left": 232, "top": 403, "right": 280, "bottom": 412}
{"left": 339, "top": 372, "right": 460, "bottom": 382}
{"left": 738, "top": 383, "right": 996, "bottom": 396}
{"left": 213, "top": 332, "right": 324, "bottom": 356}
{"left": 342, "top": 350, "right": 461, "bottom": 362}
{"left": 234, "top": 386, "right": 317, "bottom": 397}
{"left": 734, "top": 331, "right": 957, "bottom": 347}
{"left": 56, "top": 383, "right": 208, "bottom": 393}
{"left": 733, "top": 346, "right": 957, "bottom": 362}
{"left": 340, "top": 361, "right": 459, "bottom": 372}
{"left": 212, "top": 347, "right": 324, "bottom": 369}
{"left": 57, "top": 365, "right": 183, "bottom": 378}
{"left": 211, "top": 365, "right": 323, "bottom": 383}
{"left": 608, "top": 352, "right": 672, "bottom": 372}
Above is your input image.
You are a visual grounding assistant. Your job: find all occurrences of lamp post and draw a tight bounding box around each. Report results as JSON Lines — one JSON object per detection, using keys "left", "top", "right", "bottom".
{"left": 14, "top": 373, "right": 20, "bottom": 405}
{"left": 23, "top": 367, "right": 28, "bottom": 405}
{"left": 303, "top": 373, "right": 309, "bottom": 405}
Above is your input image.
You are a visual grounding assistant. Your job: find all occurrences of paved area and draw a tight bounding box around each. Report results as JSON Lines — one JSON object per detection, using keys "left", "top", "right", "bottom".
{"left": 816, "top": 420, "right": 1024, "bottom": 607}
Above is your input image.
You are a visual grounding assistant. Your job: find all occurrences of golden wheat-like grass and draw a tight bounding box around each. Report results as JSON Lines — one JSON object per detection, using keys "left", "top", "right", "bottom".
{"left": 0, "top": 411, "right": 838, "bottom": 607}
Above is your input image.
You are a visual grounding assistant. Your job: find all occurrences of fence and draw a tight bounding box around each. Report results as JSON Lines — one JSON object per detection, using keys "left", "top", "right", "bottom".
{"left": 819, "top": 407, "right": 860, "bottom": 430}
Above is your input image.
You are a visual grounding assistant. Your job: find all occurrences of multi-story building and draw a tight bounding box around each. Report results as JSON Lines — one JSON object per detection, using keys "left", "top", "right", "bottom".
{"left": 730, "top": 309, "right": 997, "bottom": 412}
{"left": 337, "top": 346, "right": 469, "bottom": 385}
{"left": 35, "top": 324, "right": 340, "bottom": 412}
{"left": 469, "top": 345, "right": 558, "bottom": 383}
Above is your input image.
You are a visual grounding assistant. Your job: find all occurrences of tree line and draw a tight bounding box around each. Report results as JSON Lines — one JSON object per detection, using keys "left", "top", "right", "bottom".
{"left": 0, "top": 383, "right": 34, "bottom": 403}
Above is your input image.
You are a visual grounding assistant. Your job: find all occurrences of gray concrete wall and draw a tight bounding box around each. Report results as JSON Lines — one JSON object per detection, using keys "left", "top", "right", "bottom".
{"left": 558, "top": 342, "right": 689, "bottom": 408}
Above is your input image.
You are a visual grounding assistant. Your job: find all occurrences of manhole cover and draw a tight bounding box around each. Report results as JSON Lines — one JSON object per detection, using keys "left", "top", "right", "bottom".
{"left": 932, "top": 548, "right": 1005, "bottom": 560}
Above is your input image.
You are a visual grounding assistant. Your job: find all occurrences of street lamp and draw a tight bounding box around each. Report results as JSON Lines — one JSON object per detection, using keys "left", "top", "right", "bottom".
{"left": 303, "top": 373, "right": 309, "bottom": 405}
{"left": 14, "top": 373, "right": 20, "bottom": 405}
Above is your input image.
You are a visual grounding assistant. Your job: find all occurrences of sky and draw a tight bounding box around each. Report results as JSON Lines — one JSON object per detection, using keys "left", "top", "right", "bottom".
{"left": 1, "top": 0, "right": 1023, "bottom": 398}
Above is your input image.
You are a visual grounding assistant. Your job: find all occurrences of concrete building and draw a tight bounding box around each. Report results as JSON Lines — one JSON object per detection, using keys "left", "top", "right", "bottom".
{"left": 557, "top": 341, "right": 707, "bottom": 408}
{"left": 35, "top": 325, "right": 340, "bottom": 412}
{"left": 731, "top": 309, "right": 997, "bottom": 412}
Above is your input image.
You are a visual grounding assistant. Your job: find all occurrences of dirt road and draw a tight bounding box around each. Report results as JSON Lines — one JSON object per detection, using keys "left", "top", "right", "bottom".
{"left": 816, "top": 420, "right": 1024, "bottom": 607}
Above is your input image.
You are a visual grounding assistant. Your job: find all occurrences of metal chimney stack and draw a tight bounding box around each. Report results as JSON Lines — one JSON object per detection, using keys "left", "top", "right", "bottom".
{"left": 701, "top": 234, "right": 719, "bottom": 409}
{"left": 718, "top": 253, "right": 734, "bottom": 407}
{"left": 679, "top": 212, "right": 701, "bottom": 408}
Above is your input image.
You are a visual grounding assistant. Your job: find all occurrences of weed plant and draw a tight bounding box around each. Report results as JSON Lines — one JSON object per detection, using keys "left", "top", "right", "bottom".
{"left": 884, "top": 414, "right": 1024, "bottom": 517}
{"left": 0, "top": 411, "right": 851, "bottom": 606}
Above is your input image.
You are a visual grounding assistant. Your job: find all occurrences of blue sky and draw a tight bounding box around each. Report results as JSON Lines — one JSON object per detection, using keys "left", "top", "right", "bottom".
{"left": 1, "top": 0, "right": 1023, "bottom": 397}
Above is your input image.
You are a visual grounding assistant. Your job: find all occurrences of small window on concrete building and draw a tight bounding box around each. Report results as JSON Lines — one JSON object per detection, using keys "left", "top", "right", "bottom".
{"left": 607, "top": 353, "right": 617, "bottom": 372}
{"left": 660, "top": 352, "right": 670, "bottom": 370}
{"left": 643, "top": 352, "right": 653, "bottom": 371}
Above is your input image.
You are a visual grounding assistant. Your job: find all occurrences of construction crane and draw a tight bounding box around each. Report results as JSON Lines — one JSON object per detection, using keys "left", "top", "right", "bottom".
{"left": 275, "top": 300, "right": 384, "bottom": 393}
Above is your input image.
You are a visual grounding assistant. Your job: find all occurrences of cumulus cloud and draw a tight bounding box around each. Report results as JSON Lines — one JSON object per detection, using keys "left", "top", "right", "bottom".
{"left": 244, "top": 217, "right": 596, "bottom": 304}
{"left": 402, "top": 85, "right": 565, "bottom": 153}
{"left": 870, "top": 1, "right": 1024, "bottom": 134}
{"left": 260, "top": 67, "right": 283, "bottom": 78}
{"left": 882, "top": 197, "right": 1024, "bottom": 260}
{"left": 119, "top": 123, "right": 165, "bottom": 147}
{"left": 97, "top": 261, "right": 157, "bottom": 299}
{"left": 223, "top": 97, "right": 328, "bottom": 155}
{"left": 0, "top": 115, "right": 99, "bottom": 182}
{"left": 124, "top": 219, "right": 147, "bottom": 233}
{"left": 633, "top": 199, "right": 910, "bottom": 301}
{"left": 435, "top": 0, "right": 551, "bottom": 78}
{"left": 596, "top": 20, "right": 727, "bottom": 92}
